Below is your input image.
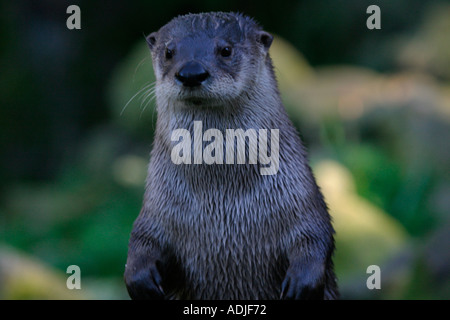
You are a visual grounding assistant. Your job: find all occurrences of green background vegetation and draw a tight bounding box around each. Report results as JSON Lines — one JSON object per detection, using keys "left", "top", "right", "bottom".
{"left": 0, "top": 0, "right": 449, "bottom": 299}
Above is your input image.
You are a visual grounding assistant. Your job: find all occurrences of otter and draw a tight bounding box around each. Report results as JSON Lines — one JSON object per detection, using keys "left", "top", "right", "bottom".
{"left": 124, "top": 12, "right": 338, "bottom": 300}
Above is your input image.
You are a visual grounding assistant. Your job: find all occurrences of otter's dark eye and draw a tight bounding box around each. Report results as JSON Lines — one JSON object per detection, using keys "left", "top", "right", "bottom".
{"left": 220, "top": 46, "right": 232, "bottom": 57}
{"left": 165, "top": 48, "right": 174, "bottom": 59}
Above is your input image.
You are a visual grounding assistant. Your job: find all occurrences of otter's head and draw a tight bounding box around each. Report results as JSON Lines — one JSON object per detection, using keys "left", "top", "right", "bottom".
{"left": 147, "top": 12, "right": 273, "bottom": 109}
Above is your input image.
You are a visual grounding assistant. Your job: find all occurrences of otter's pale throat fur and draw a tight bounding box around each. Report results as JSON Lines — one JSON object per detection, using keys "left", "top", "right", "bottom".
{"left": 124, "top": 12, "right": 339, "bottom": 300}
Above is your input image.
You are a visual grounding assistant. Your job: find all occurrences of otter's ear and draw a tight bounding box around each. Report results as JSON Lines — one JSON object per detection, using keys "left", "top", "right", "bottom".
{"left": 146, "top": 32, "right": 158, "bottom": 50}
{"left": 256, "top": 31, "right": 273, "bottom": 50}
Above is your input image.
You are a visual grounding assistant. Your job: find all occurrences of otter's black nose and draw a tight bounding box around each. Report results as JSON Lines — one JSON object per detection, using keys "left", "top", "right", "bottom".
{"left": 175, "top": 61, "right": 210, "bottom": 87}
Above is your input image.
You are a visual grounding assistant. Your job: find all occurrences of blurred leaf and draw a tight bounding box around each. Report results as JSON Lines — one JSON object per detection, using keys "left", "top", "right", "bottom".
{"left": 396, "top": 3, "right": 450, "bottom": 80}
{"left": 314, "top": 160, "right": 409, "bottom": 298}
{"left": 0, "top": 245, "right": 88, "bottom": 299}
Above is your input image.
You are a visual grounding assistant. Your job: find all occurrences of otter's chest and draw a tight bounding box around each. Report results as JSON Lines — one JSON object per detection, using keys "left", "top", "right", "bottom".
{"left": 166, "top": 191, "right": 287, "bottom": 299}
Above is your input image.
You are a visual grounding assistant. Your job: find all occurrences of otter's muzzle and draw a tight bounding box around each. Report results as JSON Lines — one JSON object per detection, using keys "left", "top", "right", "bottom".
{"left": 175, "top": 61, "right": 210, "bottom": 87}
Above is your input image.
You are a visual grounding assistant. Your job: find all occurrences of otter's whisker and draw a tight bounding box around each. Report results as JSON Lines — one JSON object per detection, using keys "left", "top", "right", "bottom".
{"left": 121, "top": 81, "right": 155, "bottom": 116}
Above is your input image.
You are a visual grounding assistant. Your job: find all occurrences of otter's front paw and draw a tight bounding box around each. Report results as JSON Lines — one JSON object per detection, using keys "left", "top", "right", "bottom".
{"left": 125, "top": 262, "right": 165, "bottom": 300}
{"left": 280, "top": 264, "right": 325, "bottom": 300}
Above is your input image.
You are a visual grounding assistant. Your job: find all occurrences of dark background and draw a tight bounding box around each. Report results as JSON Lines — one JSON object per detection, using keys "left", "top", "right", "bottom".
{"left": 0, "top": 0, "right": 449, "bottom": 299}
